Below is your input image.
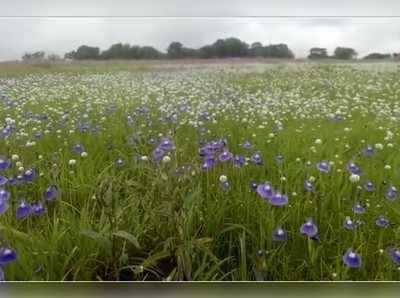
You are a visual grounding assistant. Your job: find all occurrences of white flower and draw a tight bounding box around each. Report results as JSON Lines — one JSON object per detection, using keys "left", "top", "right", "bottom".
{"left": 15, "top": 161, "right": 23, "bottom": 168}
{"left": 314, "top": 139, "right": 322, "bottom": 145}
{"left": 81, "top": 152, "right": 88, "bottom": 158}
{"left": 11, "top": 154, "right": 19, "bottom": 161}
{"left": 140, "top": 155, "right": 148, "bottom": 161}
{"left": 162, "top": 155, "right": 171, "bottom": 164}
{"left": 26, "top": 141, "right": 36, "bottom": 147}
{"left": 219, "top": 175, "right": 228, "bottom": 183}
{"left": 384, "top": 165, "right": 391, "bottom": 170}
{"left": 18, "top": 166, "right": 24, "bottom": 172}
{"left": 375, "top": 143, "right": 384, "bottom": 150}
{"left": 68, "top": 159, "right": 77, "bottom": 166}
{"left": 349, "top": 174, "right": 360, "bottom": 183}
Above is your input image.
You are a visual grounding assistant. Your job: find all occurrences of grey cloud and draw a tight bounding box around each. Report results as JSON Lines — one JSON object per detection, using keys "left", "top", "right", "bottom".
{"left": 0, "top": 1, "right": 399, "bottom": 61}
{"left": 1, "top": 0, "right": 400, "bottom": 16}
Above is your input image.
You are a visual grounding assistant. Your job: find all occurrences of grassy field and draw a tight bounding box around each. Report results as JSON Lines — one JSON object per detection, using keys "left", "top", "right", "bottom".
{"left": 1, "top": 61, "right": 400, "bottom": 281}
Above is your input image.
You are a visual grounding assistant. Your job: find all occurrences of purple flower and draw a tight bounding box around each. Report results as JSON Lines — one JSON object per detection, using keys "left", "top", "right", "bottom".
{"left": 342, "top": 249, "right": 362, "bottom": 268}
{"left": 250, "top": 152, "right": 263, "bottom": 166}
{"left": 201, "top": 158, "right": 215, "bottom": 171}
{"left": 304, "top": 180, "right": 314, "bottom": 192}
{"left": 210, "top": 140, "right": 225, "bottom": 150}
{"left": 269, "top": 192, "right": 289, "bottom": 206}
{"left": 198, "top": 145, "right": 214, "bottom": 158}
{"left": 375, "top": 216, "right": 390, "bottom": 228}
{"left": 316, "top": 161, "right": 331, "bottom": 173}
{"left": 362, "top": 145, "right": 375, "bottom": 157}
{"left": 233, "top": 155, "right": 245, "bottom": 167}
{"left": 7, "top": 176, "right": 17, "bottom": 186}
{"left": 241, "top": 141, "right": 252, "bottom": 149}
{"left": 249, "top": 182, "right": 258, "bottom": 192}
{"left": 16, "top": 200, "right": 31, "bottom": 219}
{"left": 352, "top": 203, "right": 366, "bottom": 214}
{"left": 220, "top": 181, "right": 230, "bottom": 192}
{"left": 0, "top": 156, "right": 11, "bottom": 171}
{"left": 363, "top": 181, "right": 374, "bottom": 192}
{"left": 32, "top": 202, "right": 47, "bottom": 216}
{"left": 256, "top": 183, "right": 274, "bottom": 200}
{"left": 159, "top": 138, "right": 175, "bottom": 152}
{"left": 0, "top": 189, "right": 10, "bottom": 201}
{"left": 34, "top": 132, "right": 43, "bottom": 140}
{"left": 0, "top": 247, "right": 17, "bottom": 265}
{"left": 385, "top": 185, "right": 397, "bottom": 201}
{"left": 43, "top": 185, "right": 58, "bottom": 201}
{"left": 388, "top": 248, "right": 400, "bottom": 265}
{"left": 148, "top": 138, "right": 157, "bottom": 145}
{"left": 300, "top": 218, "right": 318, "bottom": 237}
{"left": 343, "top": 217, "right": 357, "bottom": 230}
{"left": 23, "top": 168, "right": 37, "bottom": 182}
{"left": 0, "top": 189, "right": 10, "bottom": 214}
{"left": 72, "top": 144, "right": 85, "bottom": 154}
{"left": 347, "top": 162, "right": 361, "bottom": 175}
{"left": 0, "top": 175, "right": 7, "bottom": 186}
{"left": 218, "top": 150, "right": 233, "bottom": 162}
{"left": 16, "top": 175, "right": 24, "bottom": 184}
{"left": 152, "top": 148, "right": 165, "bottom": 162}
{"left": 272, "top": 226, "right": 287, "bottom": 241}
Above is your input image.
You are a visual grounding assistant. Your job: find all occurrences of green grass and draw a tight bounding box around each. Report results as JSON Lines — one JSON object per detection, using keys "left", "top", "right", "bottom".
{"left": 1, "top": 62, "right": 400, "bottom": 281}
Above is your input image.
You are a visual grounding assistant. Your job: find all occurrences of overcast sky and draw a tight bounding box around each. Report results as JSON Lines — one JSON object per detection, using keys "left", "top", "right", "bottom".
{"left": 0, "top": 0, "right": 399, "bottom": 60}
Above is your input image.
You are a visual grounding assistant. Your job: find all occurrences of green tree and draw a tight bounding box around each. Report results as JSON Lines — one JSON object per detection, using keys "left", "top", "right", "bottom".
{"left": 167, "top": 42, "right": 184, "bottom": 59}
{"left": 263, "top": 44, "right": 294, "bottom": 58}
{"left": 73, "top": 45, "right": 100, "bottom": 60}
{"left": 101, "top": 43, "right": 131, "bottom": 59}
{"left": 22, "top": 51, "right": 45, "bottom": 61}
{"left": 363, "top": 52, "right": 391, "bottom": 60}
{"left": 139, "top": 46, "right": 163, "bottom": 59}
{"left": 308, "top": 48, "right": 328, "bottom": 59}
{"left": 333, "top": 47, "right": 357, "bottom": 60}
{"left": 250, "top": 42, "right": 263, "bottom": 57}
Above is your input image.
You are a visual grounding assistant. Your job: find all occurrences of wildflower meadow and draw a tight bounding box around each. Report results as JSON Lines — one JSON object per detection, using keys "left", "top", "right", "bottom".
{"left": 1, "top": 62, "right": 400, "bottom": 281}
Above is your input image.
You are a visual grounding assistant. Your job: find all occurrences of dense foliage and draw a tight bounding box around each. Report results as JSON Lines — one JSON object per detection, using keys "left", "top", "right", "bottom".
{"left": 62, "top": 38, "right": 295, "bottom": 60}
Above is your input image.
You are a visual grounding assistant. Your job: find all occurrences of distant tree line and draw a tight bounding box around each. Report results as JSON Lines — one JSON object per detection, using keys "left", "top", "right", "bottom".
{"left": 22, "top": 51, "right": 62, "bottom": 62}
{"left": 22, "top": 39, "right": 399, "bottom": 61}
{"left": 62, "top": 37, "right": 295, "bottom": 60}
{"left": 308, "top": 47, "right": 397, "bottom": 60}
